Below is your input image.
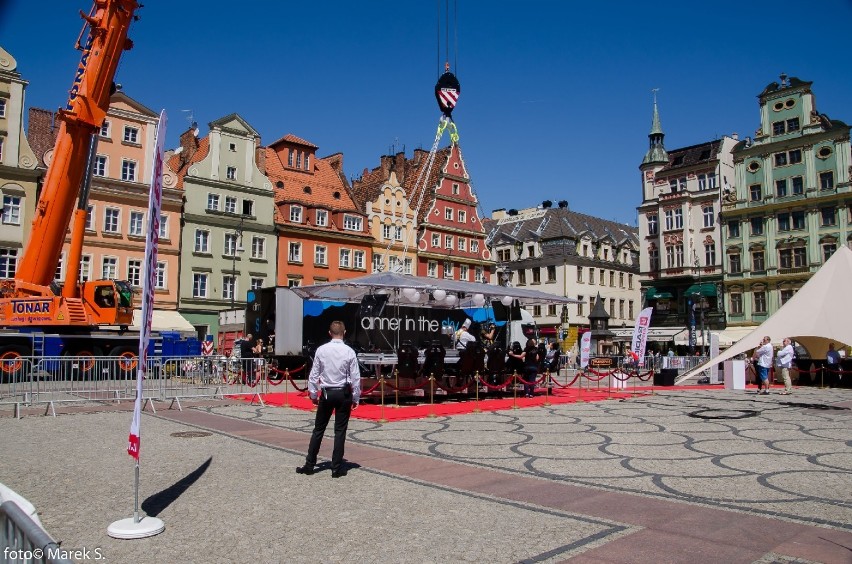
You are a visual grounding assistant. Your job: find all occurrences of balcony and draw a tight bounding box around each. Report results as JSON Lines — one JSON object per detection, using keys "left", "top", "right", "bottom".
{"left": 778, "top": 266, "right": 810, "bottom": 275}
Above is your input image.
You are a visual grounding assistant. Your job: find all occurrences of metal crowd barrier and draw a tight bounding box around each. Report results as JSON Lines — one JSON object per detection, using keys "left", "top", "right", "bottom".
{"left": 0, "top": 501, "right": 71, "bottom": 564}
{"left": 0, "top": 355, "right": 269, "bottom": 417}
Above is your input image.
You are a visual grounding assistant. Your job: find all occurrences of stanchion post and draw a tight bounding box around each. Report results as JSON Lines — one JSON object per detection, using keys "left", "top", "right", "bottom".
{"left": 428, "top": 373, "right": 436, "bottom": 418}
{"left": 576, "top": 370, "right": 584, "bottom": 403}
{"left": 631, "top": 369, "right": 638, "bottom": 397}
{"left": 393, "top": 369, "right": 400, "bottom": 408}
{"left": 821, "top": 366, "right": 825, "bottom": 389}
{"left": 473, "top": 371, "right": 481, "bottom": 413}
{"left": 543, "top": 370, "right": 551, "bottom": 407}
{"left": 512, "top": 371, "right": 519, "bottom": 410}
{"left": 379, "top": 376, "right": 388, "bottom": 424}
{"left": 283, "top": 370, "right": 291, "bottom": 407}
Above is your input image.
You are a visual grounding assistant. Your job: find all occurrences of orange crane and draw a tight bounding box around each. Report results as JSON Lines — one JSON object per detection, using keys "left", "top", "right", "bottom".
{"left": 0, "top": 1, "right": 140, "bottom": 367}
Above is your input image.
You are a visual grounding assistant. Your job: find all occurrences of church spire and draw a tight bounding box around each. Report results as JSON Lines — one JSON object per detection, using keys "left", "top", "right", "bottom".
{"left": 642, "top": 89, "right": 668, "bottom": 165}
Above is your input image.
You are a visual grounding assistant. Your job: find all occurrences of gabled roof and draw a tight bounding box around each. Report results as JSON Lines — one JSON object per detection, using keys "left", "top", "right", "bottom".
{"left": 209, "top": 113, "right": 260, "bottom": 137}
{"left": 166, "top": 135, "right": 210, "bottom": 189}
{"left": 269, "top": 133, "right": 319, "bottom": 149}
{"left": 110, "top": 90, "right": 157, "bottom": 117}
{"left": 490, "top": 206, "right": 639, "bottom": 249}
{"left": 657, "top": 139, "right": 721, "bottom": 174}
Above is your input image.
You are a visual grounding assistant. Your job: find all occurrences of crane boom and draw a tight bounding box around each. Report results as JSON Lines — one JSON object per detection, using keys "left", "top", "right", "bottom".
{"left": 15, "top": 0, "right": 138, "bottom": 286}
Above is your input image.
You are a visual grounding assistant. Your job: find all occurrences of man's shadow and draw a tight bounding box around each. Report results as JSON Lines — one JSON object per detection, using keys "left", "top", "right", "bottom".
{"left": 142, "top": 457, "right": 211, "bottom": 517}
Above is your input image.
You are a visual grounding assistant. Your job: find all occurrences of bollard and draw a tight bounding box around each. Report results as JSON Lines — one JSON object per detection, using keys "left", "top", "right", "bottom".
{"left": 631, "top": 369, "right": 638, "bottom": 397}
{"left": 543, "top": 370, "right": 551, "bottom": 407}
{"left": 473, "top": 371, "right": 482, "bottom": 413}
{"left": 428, "top": 373, "right": 436, "bottom": 418}
{"left": 393, "top": 369, "right": 400, "bottom": 408}
{"left": 576, "top": 370, "right": 585, "bottom": 403}
{"left": 379, "top": 376, "right": 388, "bottom": 423}
{"left": 512, "top": 371, "right": 519, "bottom": 410}
{"left": 283, "top": 370, "right": 291, "bottom": 408}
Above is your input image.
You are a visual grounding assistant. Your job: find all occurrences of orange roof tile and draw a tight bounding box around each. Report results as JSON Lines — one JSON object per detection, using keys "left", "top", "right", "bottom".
{"left": 166, "top": 136, "right": 209, "bottom": 189}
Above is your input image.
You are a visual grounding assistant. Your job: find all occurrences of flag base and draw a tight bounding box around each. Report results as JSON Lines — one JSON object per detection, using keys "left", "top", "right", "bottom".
{"left": 107, "top": 516, "right": 165, "bottom": 539}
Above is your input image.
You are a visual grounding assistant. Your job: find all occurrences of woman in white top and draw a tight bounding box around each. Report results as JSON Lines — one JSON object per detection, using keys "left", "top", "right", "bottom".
{"left": 776, "top": 338, "right": 795, "bottom": 395}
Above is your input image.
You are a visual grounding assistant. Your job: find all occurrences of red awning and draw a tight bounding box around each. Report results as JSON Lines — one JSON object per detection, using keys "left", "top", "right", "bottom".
{"left": 539, "top": 327, "right": 557, "bottom": 335}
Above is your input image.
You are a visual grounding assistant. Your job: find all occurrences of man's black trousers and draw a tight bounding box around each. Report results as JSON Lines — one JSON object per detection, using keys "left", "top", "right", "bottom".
{"left": 305, "top": 387, "right": 352, "bottom": 472}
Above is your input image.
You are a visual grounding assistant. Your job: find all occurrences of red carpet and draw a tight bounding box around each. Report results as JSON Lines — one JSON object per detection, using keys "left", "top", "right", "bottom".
{"left": 230, "top": 383, "right": 771, "bottom": 422}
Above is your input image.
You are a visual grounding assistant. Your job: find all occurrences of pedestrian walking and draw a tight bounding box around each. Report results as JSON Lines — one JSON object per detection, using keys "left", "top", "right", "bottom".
{"left": 297, "top": 321, "right": 361, "bottom": 478}
{"left": 776, "top": 338, "right": 795, "bottom": 395}
{"left": 751, "top": 336, "right": 774, "bottom": 395}
{"left": 825, "top": 343, "right": 841, "bottom": 388}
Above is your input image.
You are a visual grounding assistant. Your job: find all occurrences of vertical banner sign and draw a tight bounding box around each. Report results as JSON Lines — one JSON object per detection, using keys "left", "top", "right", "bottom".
{"left": 688, "top": 300, "right": 696, "bottom": 351}
{"left": 580, "top": 332, "right": 592, "bottom": 369}
{"left": 128, "top": 111, "right": 167, "bottom": 459}
{"left": 630, "top": 307, "right": 653, "bottom": 367}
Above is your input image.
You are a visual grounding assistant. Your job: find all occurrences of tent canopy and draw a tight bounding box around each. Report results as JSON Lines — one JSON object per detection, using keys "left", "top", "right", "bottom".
{"left": 677, "top": 246, "right": 852, "bottom": 383}
{"left": 289, "top": 271, "right": 580, "bottom": 308}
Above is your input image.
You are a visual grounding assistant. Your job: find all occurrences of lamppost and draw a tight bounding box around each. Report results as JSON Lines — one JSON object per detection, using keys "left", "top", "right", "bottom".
{"left": 691, "top": 251, "right": 706, "bottom": 355}
{"left": 230, "top": 215, "right": 245, "bottom": 309}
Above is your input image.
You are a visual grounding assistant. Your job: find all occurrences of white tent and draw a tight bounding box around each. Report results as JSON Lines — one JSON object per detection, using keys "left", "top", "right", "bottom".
{"left": 677, "top": 245, "right": 852, "bottom": 383}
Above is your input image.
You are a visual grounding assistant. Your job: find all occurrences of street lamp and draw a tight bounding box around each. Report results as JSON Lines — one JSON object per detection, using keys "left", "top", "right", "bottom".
{"left": 691, "top": 251, "right": 706, "bottom": 355}
{"left": 230, "top": 215, "right": 245, "bottom": 309}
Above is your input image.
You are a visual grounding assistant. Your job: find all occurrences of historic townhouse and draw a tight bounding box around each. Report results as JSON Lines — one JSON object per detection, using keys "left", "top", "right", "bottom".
{"left": 486, "top": 203, "right": 640, "bottom": 352}
{"left": 350, "top": 152, "right": 418, "bottom": 275}
{"left": 0, "top": 46, "right": 40, "bottom": 281}
{"left": 637, "top": 97, "right": 737, "bottom": 349}
{"left": 722, "top": 75, "right": 851, "bottom": 328}
{"left": 266, "top": 134, "right": 371, "bottom": 287}
{"left": 167, "top": 115, "right": 276, "bottom": 338}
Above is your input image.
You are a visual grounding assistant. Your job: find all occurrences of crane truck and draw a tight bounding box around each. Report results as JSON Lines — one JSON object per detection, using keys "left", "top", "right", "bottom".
{"left": 0, "top": 1, "right": 196, "bottom": 379}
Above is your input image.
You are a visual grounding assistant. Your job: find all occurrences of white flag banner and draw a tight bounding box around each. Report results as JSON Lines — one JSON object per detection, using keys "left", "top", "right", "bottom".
{"left": 630, "top": 307, "right": 654, "bottom": 367}
{"left": 580, "top": 331, "right": 592, "bottom": 369}
{"left": 128, "top": 110, "right": 166, "bottom": 460}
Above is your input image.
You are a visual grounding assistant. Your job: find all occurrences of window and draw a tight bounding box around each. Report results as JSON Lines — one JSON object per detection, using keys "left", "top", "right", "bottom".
{"left": 317, "top": 210, "right": 328, "bottom": 227}
{"left": 443, "top": 261, "right": 453, "bottom": 279}
{"left": 772, "top": 121, "right": 785, "bottom": 136}
{"left": 588, "top": 268, "right": 595, "bottom": 284}
{"left": 619, "top": 300, "right": 624, "bottom": 319}
{"left": 547, "top": 304, "right": 557, "bottom": 317}
{"left": 339, "top": 248, "right": 351, "bottom": 268}
{"left": 456, "top": 263, "right": 466, "bottom": 281}
{"left": 727, "top": 220, "right": 740, "bottom": 238}
{"left": 2, "top": 195, "right": 21, "bottom": 225}
{"left": 343, "top": 215, "right": 362, "bottom": 231}
{"left": 287, "top": 149, "right": 294, "bottom": 167}
{"left": 774, "top": 152, "right": 788, "bottom": 167}
{"left": 382, "top": 225, "right": 392, "bottom": 240}
{"left": 458, "top": 210, "right": 466, "bottom": 223}
{"left": 99, "top": 119, "right": 109, "bottom": 137}
{"left": 193, "top": 273, "right": 208, "bottom": 297}
{"left": 750, "top": 184, "right": 762, "bottom": 201}
{"left": 452, "top": 183, "right": 459, "bottom": 195}
{"left": 532, "top": 268, "right": 541, "bottom": 284}
{"left": 786, "top": 117, "right": 799, "bottom": 132}
{"left": 577, "top": 267, "right": 584, "bottom": 283}
{"left": 819, "top": 171, "right": 834, "bottom": 190}
{"left": 445, "top": 235, "right": 453, "bottom": 249}
{"left": 121, "top": 160, "right": 137, "bottom": 182}
{"left": 518, "top": 269, "right": 526, "bottom": 285}
{"left": 821, "top": 207, "right": 836, "bottom": 226}
{"left": 779, "top": 247, "right": 806, "bottom": 269}
{"left": 155, "top": 262, "right": 166, "bottom": 289}
{"left": 599, "top": 269, "right": 605, "bottom": 284}
{"left": 532, "top": 305, "right": 541, "bottom": 317}
{"left": 287, "top": 278, "right": 300, "bottom": 288}
{"left": 649, "top": 248, "right": 660, "bottom": 270}
{"left": 309, "top": 244, "right": 326, "bottom": 266}
{"left": 290, "top": 205, "right": 302, "bottom": 223}
{"left": 753, "top": 290, "right": 766, "bottom": 314}
{"left": 547, "top": 265, "right": 556, "bottom": 282}
{"left": 609, "top": 271, "right": 615, "bottom": 286}
{"left": 229, "top": 143, "right": 236, "bottom": 152}
{"left": 431, "top": 233, "right": 439, "bottom": 247}
{"left": 664, "top": 209, "right": 673, "bottom": 230}
{"left": 103, "top": 208, "right": 120, "bottom": 233}
{"left": 791, "top": 176, "right": 803, "bottom": 195}
{"left": 404, "top": 258, "right": 413, "bottom": 275}
{"left": 127, "top": 259, "right": 142, "bottom": 287}
{"left": 470, "top": 241, "right": 479, "bottom": 253}
{"left": 353, "top": 250, "right": 365, "bottom": 270}
{"left": 93, "top": 155, "right": 107, "bottom": 177}
{"left": 55, "top": 253, "right": 64, "bottom": 281}
{"left": 666, "top": 245, "right": 675, "bottom": 268}
{"left": 698, "top": 174, "right": 707, "bottom": 190}
{"left": 222, "top": 275, "right": 236, "bottom": 301}
{"left": 793, "top": 247, "right": 806, "bottom": 267}
{"left": 129, "top": 211, "right": 144, "bottom": 236}
{"left": 750, "top": 217, "right": 763, "bottom": 236}
{"left": 79, "top": 255, "right": 91, "bottom": 282}
{"left": 752, "top": 250, "right": 765, "bottom": 271}
{"left": 296, "top": 151, "right": 302, "bottom": 168}
{"left": 780, "top": 289, "right": 795, "bottom": 305}
{"left": 224, "top": 233, "right": 240, "bottom": 256}
{"left": 779, "top": 249, "right": 792, "bottom": 269}
{"left": 577, "top": 296, "right": 584, "bottom": 317}
{"left": 123, "top": 126, "right": 139, "bottom": 144}
{"left": 647, "top": 214, "right": 658, "bottom": 235}
{"left": 705, "top": 243, "right": 716, "bottom": 266}
{"left": 609, "top": 298, "right": 616, "bottom": 315}
{"left": 304, "top": 154, "right": 310, "bottom": 171}
{"left": 0, "top": 248, "right": 18, "bottom": 279}
{"left": 822, "top": 243, "right": 837, "bottom": 262}
{"left": 777, "top": 213, "right": 791, "bottom": 232}
{"left": 673, "top": 209, "right": 682, "bottom": 228}
{"left": 445, "top": 207, "right": 453, "bottom": 220}
{"left": 194, "top": 230, "right": 210, "bottom": 253}
{"left": 628, "top": 274, "right": 634, "bottom": 289}
{"left": 730, "top": 292, "right": 743, "bottom": 315}
{"left": 226, "top": 166, "right": 237, "bottom": 180}
{"left": 288, "top": 242, "right": 301, "bottom": 263}
{"left": 224, "top": 196, "right": 237, "bottom": 214}
{"left": 251, "top": 236, "right": 266, "bottom": 259}
{"left": 776, "top": 179, "right": 787, "bottom": 198}
{"left": 792, "top": 211, "right": 805, "bottom": 230}
{"left": 102, "top": 257, "right": 118, "bottom": 279}
{"left": 251, "top": 277, "right": 263, "bottom": 290}
{"left": 427, "top": 261, "right": 437, "bottom": 277}
{"left": 159, "top": 215, "right": 168, "bottom": 239}
{"left": 475, "top": 266, "right": 484, "bottom": 283}
{"left": 207, "top": 193, "right": 219, "bottom": 211}
{"left": 458, "top": 238, "right": 466, "bottom": 251}
{"left": 729, "top": 253, "right": 741, "bottom": 274}
{"left": 372, "top": 253, "right": 383, "bottom": 272}
{"left": 789, "top": 149, "right": 802, "bottom": 164}
{"left": 703, "top": 206, "right": 714, "bottom": 227}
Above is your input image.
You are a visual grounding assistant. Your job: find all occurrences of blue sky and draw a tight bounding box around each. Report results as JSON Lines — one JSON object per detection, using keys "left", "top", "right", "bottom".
{"left": 3, "top": 1, "right": 852, "bottom": 226}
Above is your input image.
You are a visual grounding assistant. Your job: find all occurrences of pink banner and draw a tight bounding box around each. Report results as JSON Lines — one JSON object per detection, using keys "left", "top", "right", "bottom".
{"left": 580, "top": 332, "right": 591, "bottom": 368}
{"left": 630, "top": 307, "right": 653, "bottom": 367}
{"left": 128, "top": 110, "right": 166, "bottom": 459}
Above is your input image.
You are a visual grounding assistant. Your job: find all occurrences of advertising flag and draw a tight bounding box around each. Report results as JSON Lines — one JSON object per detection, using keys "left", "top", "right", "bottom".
{"left": 580, "top": 331, "right": 592, "bottom": 369}
{"left": 630, "top": 307, "right": 653, "bottom": 366}
{"left": 128, "top": 110, "right": 166, "bottom": 459}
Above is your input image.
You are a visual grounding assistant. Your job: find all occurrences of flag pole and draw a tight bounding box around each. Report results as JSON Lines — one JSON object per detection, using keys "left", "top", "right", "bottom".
{"left": 108, "top": 110, "right": 168, "bottom": 539}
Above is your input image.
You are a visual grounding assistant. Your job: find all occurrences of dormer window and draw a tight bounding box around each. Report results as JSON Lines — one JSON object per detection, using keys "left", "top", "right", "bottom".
{"left": 290, "top": 205, "right": 302, "bottom": 223}
{"left": 304, "top": 154, "right": 310, "bottom": 171}
{"left": 315, "top": 209, "right": 328, "bottom": 226}
{"left": 288, "top": 149, "right": 294, "bottom": 167}
{"left": 296, "top": 151, "right": 302, "bottom": 169}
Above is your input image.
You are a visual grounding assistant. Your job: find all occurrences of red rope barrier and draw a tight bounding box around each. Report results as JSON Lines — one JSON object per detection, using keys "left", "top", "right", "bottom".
{"left": 549, "top": 373, "right": 581, "bottom": 388}
{"left": 476, "top": 374, "right": 517, "bottom": 391}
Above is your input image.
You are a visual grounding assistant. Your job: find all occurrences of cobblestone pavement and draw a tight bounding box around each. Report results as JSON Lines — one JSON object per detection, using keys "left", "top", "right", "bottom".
{"left": 1, "top": 387, "right": 850, "bottom": 563}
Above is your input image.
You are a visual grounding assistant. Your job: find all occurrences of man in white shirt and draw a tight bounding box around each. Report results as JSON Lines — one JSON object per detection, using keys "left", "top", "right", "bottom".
{"left": 776, "top": 338, "right": 795, "bottom": 395}
{"left": 455, "top": 318, "right": 476, "bottom": 350}
{"left": 751, "top": 336, "right": 774, "bottom": 395}
{"left": 297, "top": 321, "right": 361, "bottom": 478}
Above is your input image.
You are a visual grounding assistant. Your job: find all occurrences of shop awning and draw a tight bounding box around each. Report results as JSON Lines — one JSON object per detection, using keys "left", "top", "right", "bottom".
{"left": 130, "top": 309, "right": 198, "bottom": 335}
{"left": 684, "top": 283, "right": 717, "bottom": 297}
{"left": 611, "top": 327, "right": 686, "bottom": 342}
{"left": 644, "top": 287, "right": 673, "bottom": 300}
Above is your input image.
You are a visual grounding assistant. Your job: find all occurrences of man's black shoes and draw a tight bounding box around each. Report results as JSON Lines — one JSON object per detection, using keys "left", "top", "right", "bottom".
{"left": 296, "top": 465, "right": 314, "bottom": 475}
{"left": 331, "top": 469, "right": 346, "bottom": 478}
